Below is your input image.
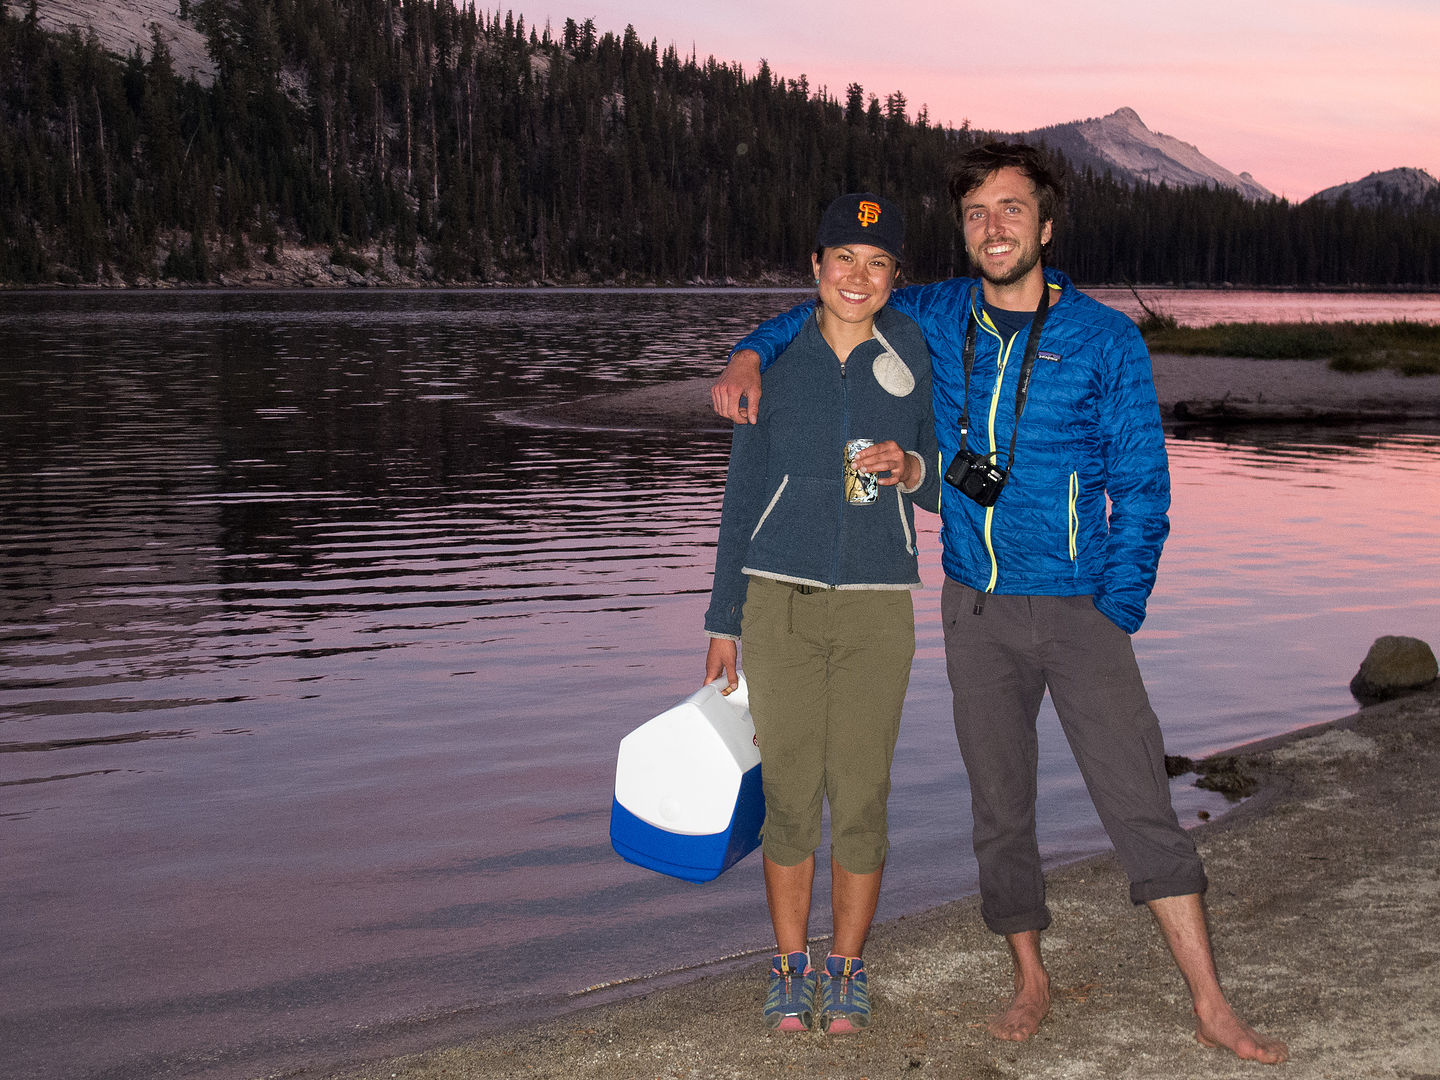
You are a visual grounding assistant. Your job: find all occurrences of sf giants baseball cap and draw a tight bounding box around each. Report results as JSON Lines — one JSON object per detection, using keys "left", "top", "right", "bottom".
{"left": 815, "top": 192, "right": 904, "bottom": 261}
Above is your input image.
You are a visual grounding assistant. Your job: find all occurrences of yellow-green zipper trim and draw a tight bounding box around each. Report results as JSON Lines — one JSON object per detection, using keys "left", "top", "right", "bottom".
{"left": 1067, "top": 471, "right": 1079, "bottom": 561}
{"left": 980, "top": 313, "right": 1013, "bottom": 593}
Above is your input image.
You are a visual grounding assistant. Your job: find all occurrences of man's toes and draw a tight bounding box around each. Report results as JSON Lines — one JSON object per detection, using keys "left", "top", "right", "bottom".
{"left": 1256, "top": 1040, "right": 1289, "bottom": 1065}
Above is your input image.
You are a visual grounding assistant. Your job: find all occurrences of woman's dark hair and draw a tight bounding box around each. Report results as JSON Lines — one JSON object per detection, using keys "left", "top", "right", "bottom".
{"left": 947, "top": 142, "right": 1065, "bottom": 234}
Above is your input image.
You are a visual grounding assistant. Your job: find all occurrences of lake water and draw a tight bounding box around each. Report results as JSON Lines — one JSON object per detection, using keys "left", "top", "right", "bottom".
{"left": 2, "top": 288, "right": 1438, "bottom": 1080}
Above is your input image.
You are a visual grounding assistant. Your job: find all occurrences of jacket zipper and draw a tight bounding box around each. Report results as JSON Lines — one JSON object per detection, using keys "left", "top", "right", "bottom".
{"left": 833, "top": 359, "right": 849, "bottom": 585}
{"left": 1067, "top": 471, "right": 1079, "bottom": 567}
{"left": 981, "top": 317, "right": 1014, "bottom": 593}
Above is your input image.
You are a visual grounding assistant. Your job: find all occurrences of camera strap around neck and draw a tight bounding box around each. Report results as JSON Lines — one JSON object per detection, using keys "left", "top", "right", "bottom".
{"left": 958, "top": 284, "right": 1052, "bottom": 471}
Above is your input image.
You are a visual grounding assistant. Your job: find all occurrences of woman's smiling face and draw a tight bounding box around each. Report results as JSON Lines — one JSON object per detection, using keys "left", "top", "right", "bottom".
{"left": 811, "top": 243, "right": 899, "bottom": 329}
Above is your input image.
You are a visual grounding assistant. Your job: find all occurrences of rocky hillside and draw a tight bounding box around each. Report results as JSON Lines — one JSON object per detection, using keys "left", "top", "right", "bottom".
{"left": 33, "top": 0, "right": 212, "bottom": 80}
{"left": 1013, "top": 106, "right": 1273, "bottom": 200}
{"left": 1308, "top": 167, "right": 1439, "bottom": 208}
{"left": 10, "top": 3, "right": 1438, "bottom": 287}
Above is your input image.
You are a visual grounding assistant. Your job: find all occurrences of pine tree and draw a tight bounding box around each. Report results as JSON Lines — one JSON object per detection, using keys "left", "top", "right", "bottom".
{"left": 0, "top": 0, "right": 1435, "bottom": 286}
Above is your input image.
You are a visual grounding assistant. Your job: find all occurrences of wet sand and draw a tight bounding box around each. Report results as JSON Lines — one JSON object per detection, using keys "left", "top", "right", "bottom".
{"left": 308, "top": 356, "right": 1440, "bottom": 1080}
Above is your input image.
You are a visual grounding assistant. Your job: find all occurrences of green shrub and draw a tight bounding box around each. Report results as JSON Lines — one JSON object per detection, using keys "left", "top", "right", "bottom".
{"left": 1141, "top": 320, "right": 1440, "bottom": 377}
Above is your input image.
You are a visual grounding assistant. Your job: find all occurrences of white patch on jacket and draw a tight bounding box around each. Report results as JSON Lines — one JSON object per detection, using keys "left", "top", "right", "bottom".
{"left": 870, "top": 326, "right": 915, "bottom": 397}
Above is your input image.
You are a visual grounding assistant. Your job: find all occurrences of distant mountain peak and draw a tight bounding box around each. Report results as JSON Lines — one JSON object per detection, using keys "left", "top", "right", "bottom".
{"left": 1308, "top": 167, "right": 1439, "bottom": 208}
{"left": 1011, "top": 106, "right": 1274, "bottom": 201}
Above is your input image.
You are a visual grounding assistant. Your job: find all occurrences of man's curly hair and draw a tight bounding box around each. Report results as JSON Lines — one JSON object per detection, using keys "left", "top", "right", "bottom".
{"left": 947, "top": 142, "right": 1066, "bottom": 239}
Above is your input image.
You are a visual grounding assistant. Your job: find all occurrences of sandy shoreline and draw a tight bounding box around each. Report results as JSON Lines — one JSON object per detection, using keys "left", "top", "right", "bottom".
{"left": 516, "top": 353, "right": 1440, "bottom": 433}
{"left": 317, "top": 686, "right": 1440, "bottom": 1080}
{"left": 302, "top": 362, "right": 1440, "bottom": 1080}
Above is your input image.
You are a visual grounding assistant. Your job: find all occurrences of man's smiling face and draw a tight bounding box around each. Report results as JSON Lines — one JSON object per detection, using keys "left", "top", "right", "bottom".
{"left": 961, "top": 166, "right": 1054, "bottom": 290}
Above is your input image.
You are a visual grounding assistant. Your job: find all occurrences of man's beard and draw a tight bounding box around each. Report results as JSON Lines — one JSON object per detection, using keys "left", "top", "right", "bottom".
{"left": 968, "top": 238, "right": 1043, "bottom": 288}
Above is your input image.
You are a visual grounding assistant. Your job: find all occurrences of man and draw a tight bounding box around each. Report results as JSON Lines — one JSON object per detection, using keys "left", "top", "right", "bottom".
{"left": 710, "top": 143, "right": 1287, "bottom": 1064}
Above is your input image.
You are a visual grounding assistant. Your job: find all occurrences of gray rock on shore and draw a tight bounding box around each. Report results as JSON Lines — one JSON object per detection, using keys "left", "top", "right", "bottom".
{"left": 1349, "top": 635, "right": 1439, "bottom": 704}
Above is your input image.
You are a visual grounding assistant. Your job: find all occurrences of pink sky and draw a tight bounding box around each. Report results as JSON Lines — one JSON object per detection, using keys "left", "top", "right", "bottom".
{"left": 498, "top": 0, "right": 1439, "bottom": 201}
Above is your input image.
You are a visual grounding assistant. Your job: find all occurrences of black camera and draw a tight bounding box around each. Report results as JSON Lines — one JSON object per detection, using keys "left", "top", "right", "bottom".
{"left": 945, "top": 452, "right": 1009, "bottom": 507}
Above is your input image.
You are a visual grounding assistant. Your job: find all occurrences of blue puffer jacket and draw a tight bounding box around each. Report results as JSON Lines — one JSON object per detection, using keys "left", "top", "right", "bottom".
{"left": 734, "top": 269, "right": 1169, "bottom": 633}
{"left": 705, "top": 306, "right": 940, "bottom": 640}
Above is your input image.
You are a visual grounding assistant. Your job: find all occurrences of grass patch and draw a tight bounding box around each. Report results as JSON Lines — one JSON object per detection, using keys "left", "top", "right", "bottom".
{"left": 1125, "top": 282, "right": 1180, "bottom": 335}
{"left": 1140, "top": 319, "right": 1440, "bottom": 376}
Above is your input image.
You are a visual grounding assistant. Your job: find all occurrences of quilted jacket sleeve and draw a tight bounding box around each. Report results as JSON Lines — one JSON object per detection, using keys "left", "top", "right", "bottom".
{"left": 730, "top": 300, "right": 816, "bottom": 371}
{"left": 730, "top": 282, "right": 940, "bottom": 371}
{"left": 1093, "top": 323, "right": 1170, "bottom": 633}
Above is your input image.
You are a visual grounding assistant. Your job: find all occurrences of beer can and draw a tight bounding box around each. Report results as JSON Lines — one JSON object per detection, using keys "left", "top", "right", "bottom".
{"left": 843, "top": 438, "right": 878, "bottom": 504}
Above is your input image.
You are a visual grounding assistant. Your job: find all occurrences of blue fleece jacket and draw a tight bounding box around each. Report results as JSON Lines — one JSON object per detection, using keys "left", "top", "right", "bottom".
{"left": 732, "top": 269, "right": 1169, "bottom": 633}
{"left": 704, "top": 306, "right": 940, "bottom": 640}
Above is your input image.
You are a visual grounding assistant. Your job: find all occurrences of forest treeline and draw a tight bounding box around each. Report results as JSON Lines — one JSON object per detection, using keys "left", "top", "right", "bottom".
{"left": 2, "top": 0, "right": 1438, "bottom": 287}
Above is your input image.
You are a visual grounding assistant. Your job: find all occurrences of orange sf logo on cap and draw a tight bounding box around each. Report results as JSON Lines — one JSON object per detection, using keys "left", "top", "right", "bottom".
{"left": 856, "top": 201, "right": 881, "bottom": 227}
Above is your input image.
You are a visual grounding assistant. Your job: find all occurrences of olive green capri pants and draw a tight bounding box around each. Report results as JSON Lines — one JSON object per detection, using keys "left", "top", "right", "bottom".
{"left": 739, "top": 575, "right": 916, "bottom": 874}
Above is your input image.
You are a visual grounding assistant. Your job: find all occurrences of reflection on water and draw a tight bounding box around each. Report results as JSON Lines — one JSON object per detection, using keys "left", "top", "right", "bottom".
{"left": 1, "top": 290, "right": 1438, "bottom": 1080}
{"left": 1087, "top": 286, "right": 1440, "bottom": 327}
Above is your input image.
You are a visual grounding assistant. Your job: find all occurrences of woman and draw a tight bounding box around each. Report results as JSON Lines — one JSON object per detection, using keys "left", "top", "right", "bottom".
{"left": 703, "top": 192, "right": 939, "bottom": 1033}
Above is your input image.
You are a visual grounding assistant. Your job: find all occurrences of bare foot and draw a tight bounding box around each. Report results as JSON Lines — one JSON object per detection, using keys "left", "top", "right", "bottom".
{"left": 1195, "top": 1005, "right": 1289, "bottom": 1064}
{"left": 987, "top": 982, "right": 1050, "bottom": 1042}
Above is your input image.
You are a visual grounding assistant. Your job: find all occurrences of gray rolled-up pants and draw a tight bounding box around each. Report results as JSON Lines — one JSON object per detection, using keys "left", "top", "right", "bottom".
{"left": 941, "top": 578, "right": 1207, "bottom": 935}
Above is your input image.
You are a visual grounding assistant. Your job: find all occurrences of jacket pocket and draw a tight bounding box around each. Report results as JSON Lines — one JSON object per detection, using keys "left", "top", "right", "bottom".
{"left": 751, "top": 475, "right": 789, "bottom": 541}
{"left": 893, "top": 487, "right": 916, "bottom": 555}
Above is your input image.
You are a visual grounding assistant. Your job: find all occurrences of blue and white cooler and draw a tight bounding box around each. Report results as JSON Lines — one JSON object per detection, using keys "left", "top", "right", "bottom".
{"left": 610, "top": 675, "right": 764, "bottom": 883}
